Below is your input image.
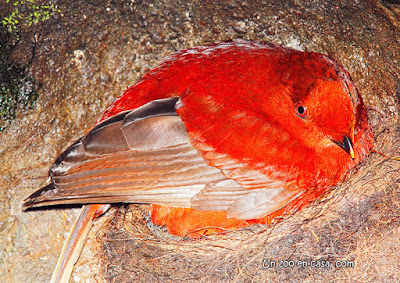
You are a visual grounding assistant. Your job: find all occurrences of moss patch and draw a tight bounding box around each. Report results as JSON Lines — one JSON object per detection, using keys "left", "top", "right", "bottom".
{"left": 1, "top": 0, "right": 60, "bottom": 34}
{"left": 0, "top": 30, "right": 38, "bottom": 132}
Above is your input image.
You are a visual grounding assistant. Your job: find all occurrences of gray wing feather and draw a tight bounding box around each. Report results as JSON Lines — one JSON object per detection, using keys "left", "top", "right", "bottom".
{"left": 24, "top": 97, "right": 228, "bottom": 208}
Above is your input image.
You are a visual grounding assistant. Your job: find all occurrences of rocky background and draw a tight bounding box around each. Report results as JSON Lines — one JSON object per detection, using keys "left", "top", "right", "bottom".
{"left": 1, "top": 0, "right": 399, "bottom": 282}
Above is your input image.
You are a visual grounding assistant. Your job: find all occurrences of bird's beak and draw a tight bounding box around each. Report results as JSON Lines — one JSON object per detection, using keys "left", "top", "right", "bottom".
{"left": 334, "top": 136, "right": 355, "bottom": 159}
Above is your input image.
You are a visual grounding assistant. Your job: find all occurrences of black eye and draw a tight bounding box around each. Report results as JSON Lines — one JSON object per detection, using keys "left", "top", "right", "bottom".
{"left": 295, "top": 104, "right": 307, "bottom": 118}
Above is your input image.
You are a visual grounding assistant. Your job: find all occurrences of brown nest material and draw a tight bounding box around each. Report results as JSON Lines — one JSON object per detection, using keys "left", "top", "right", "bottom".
{"left": 95, "top": 115, "right": 400, "bottom": 282}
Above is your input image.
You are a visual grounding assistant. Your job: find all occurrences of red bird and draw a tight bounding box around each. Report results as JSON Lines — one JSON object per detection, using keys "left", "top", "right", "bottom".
{"left": 24, "top": 40, "right": 373, "bottom": 282}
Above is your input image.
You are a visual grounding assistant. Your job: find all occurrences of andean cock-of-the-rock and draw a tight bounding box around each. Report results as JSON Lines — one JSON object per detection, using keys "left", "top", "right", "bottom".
{"left": 23, "top": 40, "right": 373, "bottom": 282}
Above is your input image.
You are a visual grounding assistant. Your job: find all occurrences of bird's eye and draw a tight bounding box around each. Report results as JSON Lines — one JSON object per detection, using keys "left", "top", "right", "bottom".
{"left": 295, "top": 103, "right": 307, "bottom": 119}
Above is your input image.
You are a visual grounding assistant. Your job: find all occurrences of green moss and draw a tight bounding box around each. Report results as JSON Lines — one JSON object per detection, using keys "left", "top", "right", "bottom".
{"left": 0, "top": 0, "right": 53, "bottom": 131}
{"left": 2, "top": 0, "right": 60, "bottom": 34}
{"left": 0, "top": 31, "right": 38, "bottom": 132}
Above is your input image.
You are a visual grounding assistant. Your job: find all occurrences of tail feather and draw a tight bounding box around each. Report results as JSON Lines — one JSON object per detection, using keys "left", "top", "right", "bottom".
{"left": 51, "top": 204, "right": 110, "bottom": 283}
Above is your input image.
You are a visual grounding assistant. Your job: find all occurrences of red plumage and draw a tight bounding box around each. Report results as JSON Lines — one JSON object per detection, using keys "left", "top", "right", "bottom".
{"left": 24, "top": 40, "right": 374, "bottom": 281}
{"left": 85, "top": 40, "right": 371, "bottom": 236}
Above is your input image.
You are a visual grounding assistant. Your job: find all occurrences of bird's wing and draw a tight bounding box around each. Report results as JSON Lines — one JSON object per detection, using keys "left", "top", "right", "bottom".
{"left": 24, "top": 97, "right": 302, "bottom": 219}
{"left": 23, "top": 97, "right": 227, "bottom": 208}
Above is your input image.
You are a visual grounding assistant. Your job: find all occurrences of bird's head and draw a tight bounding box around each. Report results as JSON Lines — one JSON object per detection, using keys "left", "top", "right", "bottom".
{"left": 292, "top": 77, "right": 359, "bottom": 160}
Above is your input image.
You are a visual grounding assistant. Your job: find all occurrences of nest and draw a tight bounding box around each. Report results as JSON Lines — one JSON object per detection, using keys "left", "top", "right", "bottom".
{"left": 96, "top": 115, "right": 400, "bottom": 282}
